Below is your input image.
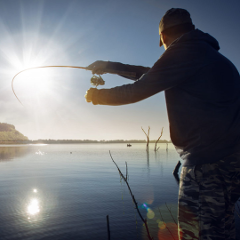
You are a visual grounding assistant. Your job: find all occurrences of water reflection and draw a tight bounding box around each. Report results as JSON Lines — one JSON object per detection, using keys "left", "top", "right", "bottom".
{"left": 35, "top": 150, "right": 45, "bottom": 155}
{"left": 146, "top": 150, "right": 149, "bottom": 166}
{"left": 0, "top": 146, "right": 31, "bottom": 161}
{"left": 27, "top": 199, "right": 40, "bottom": 215}
{"left": 27, "top": 189, "right": 41, "bottom": 220}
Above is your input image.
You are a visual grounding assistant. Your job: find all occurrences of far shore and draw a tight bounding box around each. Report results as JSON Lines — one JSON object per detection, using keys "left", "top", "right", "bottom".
{"left": 0, "top": 139, "right": 171, "bottom": 144}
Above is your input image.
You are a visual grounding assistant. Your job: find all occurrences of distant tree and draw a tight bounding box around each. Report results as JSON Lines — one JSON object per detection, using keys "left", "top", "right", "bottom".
{"left": 0, "top": 123, "right": 28, "bottom": 141}
{"left": 0, "top": 123, "right": 15, "bottom": 132}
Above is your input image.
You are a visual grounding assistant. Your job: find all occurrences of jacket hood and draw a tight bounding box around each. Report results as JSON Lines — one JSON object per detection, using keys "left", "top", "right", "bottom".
{"left": 173, "top": 29, "right": 220, "bottom": 51}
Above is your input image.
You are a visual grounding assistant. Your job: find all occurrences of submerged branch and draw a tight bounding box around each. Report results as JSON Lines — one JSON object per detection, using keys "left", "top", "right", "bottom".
{"left": 158, "top": 207, "right": 177, "bottom": 240}
{"left": 165, "top": 203, "right": 177, "bottom": 225}
{"left": 141, "top": 126, "right": 150, "bottom": 151}
{"left": 109, "top": 151, "right": 153, "bottom": 240}
{"left": 154, "top": 127, "right": 164, "bottom": 151}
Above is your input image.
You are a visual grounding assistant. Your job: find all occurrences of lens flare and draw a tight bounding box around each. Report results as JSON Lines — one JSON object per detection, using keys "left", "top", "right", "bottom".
{"left": 142, "top": 203, "right": 155, "bottom": 219}
{"left": 158, "top": 220, "right": 166, "bottom": 229}
{"left": 147, "top": 209, "right": 155, "bottom": 219}
{"left": 158, "top": 222, "right": 178, "bottom": 240}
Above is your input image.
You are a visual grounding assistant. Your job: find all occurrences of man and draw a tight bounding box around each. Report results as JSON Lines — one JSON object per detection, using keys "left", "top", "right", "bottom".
{"left": 85, "top": 8, "right": 240, "bottom": 240}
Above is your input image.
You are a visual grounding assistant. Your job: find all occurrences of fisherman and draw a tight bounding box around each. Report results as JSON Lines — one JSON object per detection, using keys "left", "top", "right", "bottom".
{"left": 85, "top": 8, "right": 240, "bottom": 240}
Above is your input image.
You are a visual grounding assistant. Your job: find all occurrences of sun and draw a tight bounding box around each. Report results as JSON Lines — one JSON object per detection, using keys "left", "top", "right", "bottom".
{"left": 11, "top": 67, "right": 57, "bottom": 106}
{"left": 5, "top": 32, "right": 69, "bottom": 104}
{"left": 15, "top": 68, "right": 54, "bottom": 96}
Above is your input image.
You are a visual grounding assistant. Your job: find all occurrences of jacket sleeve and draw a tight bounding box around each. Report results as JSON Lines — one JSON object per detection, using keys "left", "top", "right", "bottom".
{"left": 105, "top": 61, "right": 150, "bottom": 80}
{"left": 92, "top": 44, "right": 205, "bottom": 106}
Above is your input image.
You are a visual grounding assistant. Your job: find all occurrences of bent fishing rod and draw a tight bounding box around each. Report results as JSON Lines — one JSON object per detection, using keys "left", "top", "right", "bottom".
{"left": 11, "top": 65, "right": 136, "bottom": 105}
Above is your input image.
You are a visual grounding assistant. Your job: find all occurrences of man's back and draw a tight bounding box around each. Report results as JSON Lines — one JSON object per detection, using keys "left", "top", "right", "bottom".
{"left": 163, "top": 29, "right": 240, "bottom": 165}
{"left": 87, "top": 29, "right": 240, "bottom": 166}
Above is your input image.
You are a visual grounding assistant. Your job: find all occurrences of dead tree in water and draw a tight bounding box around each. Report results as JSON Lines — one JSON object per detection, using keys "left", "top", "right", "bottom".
{"left": 154, "top": 127, "right": 164, "bottom": 151}
{"left": 141, "top": 126, "right": 150, "bottom": 151}
{"left": 110, "top": 151, "right": 153, "bottom": 240}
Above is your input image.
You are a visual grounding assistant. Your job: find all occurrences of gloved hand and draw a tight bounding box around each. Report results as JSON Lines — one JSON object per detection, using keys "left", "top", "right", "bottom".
{"left": 86, "top": 60, "right": 108, "bottom": 75}
{"left": 85, "top": 88, "right": 97, "bottom": 103}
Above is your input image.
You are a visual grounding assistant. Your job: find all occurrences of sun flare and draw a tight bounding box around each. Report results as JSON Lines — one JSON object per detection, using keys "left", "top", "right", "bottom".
{"left": 16, "top": 68, "right": 54, "bottom": 96}
{"left": 1, "top": 31, "right": 69, "bottom": 104}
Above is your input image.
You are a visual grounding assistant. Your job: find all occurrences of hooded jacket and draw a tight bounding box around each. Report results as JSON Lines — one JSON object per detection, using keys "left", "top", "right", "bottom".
{"left": 91, "top": 29, "right": 240, "bottom": 166}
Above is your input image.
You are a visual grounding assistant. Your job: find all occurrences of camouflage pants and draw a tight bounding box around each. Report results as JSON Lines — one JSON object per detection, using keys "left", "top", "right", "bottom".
{"left": 178, "top": 152, "right": 240, "bottom": 240}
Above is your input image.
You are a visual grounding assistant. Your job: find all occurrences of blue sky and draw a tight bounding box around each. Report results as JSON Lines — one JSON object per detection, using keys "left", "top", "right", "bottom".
{"left": 0, "top": 0, "right": 239, "bottom": 140}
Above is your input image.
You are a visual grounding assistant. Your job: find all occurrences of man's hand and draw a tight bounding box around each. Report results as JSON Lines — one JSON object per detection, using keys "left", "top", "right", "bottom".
{"left": 86, "top": 60, "right": 108, "bottom": 75}
{"left": 85, "top": 88, "right": 96, "bottom": 103}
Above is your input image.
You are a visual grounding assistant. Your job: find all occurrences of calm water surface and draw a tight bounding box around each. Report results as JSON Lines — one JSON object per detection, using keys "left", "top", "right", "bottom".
{"left": 0, "top": 143, "right": 238, "bottom": 240}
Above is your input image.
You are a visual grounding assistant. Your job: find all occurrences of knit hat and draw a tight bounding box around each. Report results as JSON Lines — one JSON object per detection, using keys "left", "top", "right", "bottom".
{"left": 159, "top": 8, "right": 193, "bottom": 46}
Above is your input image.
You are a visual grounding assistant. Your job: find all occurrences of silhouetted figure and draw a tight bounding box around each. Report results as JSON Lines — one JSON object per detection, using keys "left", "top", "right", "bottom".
{"left": 85, "top": 8, "right": 240, "bottom": 240}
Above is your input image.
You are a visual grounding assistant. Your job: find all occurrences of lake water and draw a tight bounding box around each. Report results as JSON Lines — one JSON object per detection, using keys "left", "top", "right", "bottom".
{"left": 0, "top": 143, "right": 239, "bottom": 240}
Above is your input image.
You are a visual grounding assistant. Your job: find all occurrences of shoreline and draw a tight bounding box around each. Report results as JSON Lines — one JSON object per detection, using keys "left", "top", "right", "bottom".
{"left": 0, "top": 140, "right": 171, "bottom": 145}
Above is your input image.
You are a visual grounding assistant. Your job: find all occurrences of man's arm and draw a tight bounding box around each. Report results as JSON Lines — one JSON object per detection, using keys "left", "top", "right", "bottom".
{"left": 86, "top": 45, "right": 205, "bottom": 105}
{"left": 87, "top": 61, "right": 150, "bottom": 81}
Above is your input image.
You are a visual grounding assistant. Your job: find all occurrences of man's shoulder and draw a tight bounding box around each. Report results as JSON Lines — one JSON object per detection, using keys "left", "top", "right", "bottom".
{"left": 171, "top": 29, "right": 220, "bottom": 51}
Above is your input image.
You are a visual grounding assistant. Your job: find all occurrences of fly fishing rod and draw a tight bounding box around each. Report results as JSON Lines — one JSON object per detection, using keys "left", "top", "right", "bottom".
{"left": 11, "top": 65, "right": 136, "bottom": 105}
